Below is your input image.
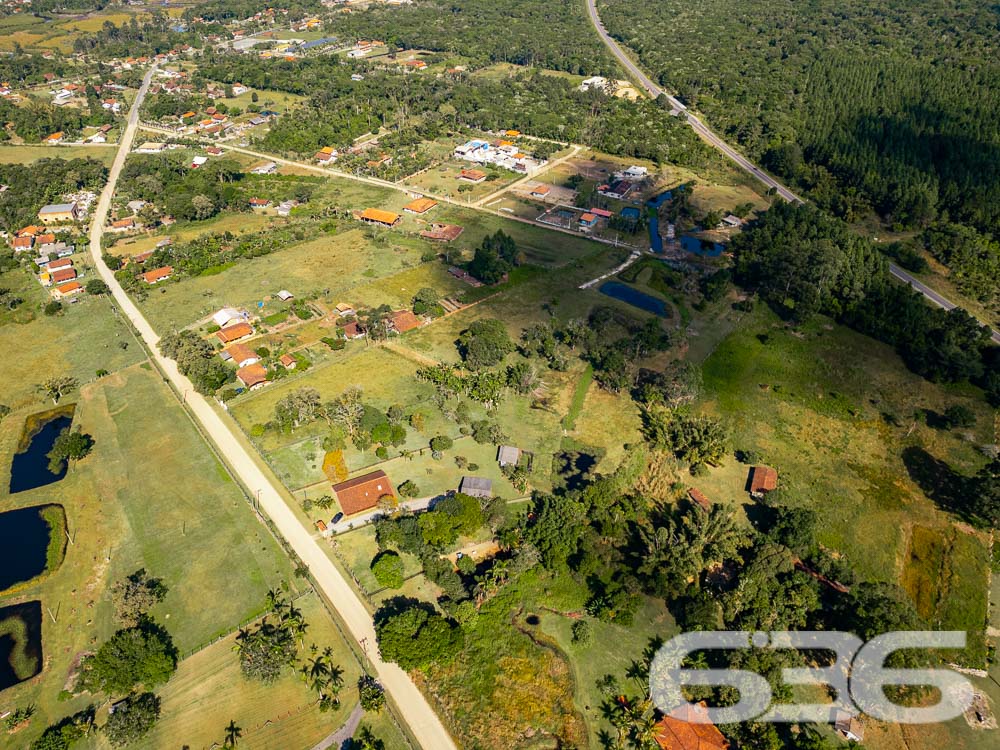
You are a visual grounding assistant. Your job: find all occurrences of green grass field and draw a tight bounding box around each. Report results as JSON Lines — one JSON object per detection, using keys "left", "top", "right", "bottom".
{"left": 0, "top": 269, "right": 145, "bottom": 410}
{"left": 694, "top": 305, "right": 993, "bottom": 666}
{"left": 0, "top": 362, "right": 302, "bottom": 745}
{"left": 0, "top": 144, "right": 118, "bottom": 165}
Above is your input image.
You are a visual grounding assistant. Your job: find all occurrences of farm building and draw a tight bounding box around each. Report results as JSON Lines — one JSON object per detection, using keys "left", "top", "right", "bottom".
{"left": 356, "top": 208, "right": 400, "bottom": 227}
{"left": 38, "top": 203, "right": 80, "bottom": 224}
{"left": 748, "top": 466, "right": 778, "bottom": 498}
{"left": 403, "top": 197, "right": 438, "bottom": 214}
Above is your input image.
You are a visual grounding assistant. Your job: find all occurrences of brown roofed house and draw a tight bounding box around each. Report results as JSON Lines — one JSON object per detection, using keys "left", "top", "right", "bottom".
{"left": 419, "top": 223, "right": 464, "bottom": 242}
{"left": 224, "top": 343, "right": 259, "bottom": 368}
{"left": 458, "top": 168, "right": 487, "bottom": 183}
{"left": 51, "top": 267, "right": 76, "bottom": 284}
{"left": 12, "top": 235, "right": 33, "bottom": 251}
{"left": 279, "top": 353, "right": 296, "bottom": 369}
{"left": 403, "top": 197, "right": 437, "bottom": 214}
{"left": 652, "top": 703, "right": 729, "bottom": 750}
{"left": 332, "top": 470, "right": 393, "bottom": 516}
{"left": 748, "top": 466, "right": 778, "bottom": 498}
{"left": 216, "top": 321, "right": 253, "bottom": 343}
{"left": 236, "top": 363, "right": 268, "bottom": 390}
{"left": 389, "top": 310, "right": 421, "bottom": 333}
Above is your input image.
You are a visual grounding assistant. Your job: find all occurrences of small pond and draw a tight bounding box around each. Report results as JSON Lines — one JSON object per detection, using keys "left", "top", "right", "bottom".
{"left": 0, "top": 506, "right": 58, "bottom": 592}
{"left": 9, "top": 412, "right": 73, "bottom": 494}
{"left": 0, "top": 601, "right": 43, "bottom": 692}
{"left": 680, "top": 234, "right": 725, "bottom": 257}
{"left": 599, "top": 281, "right": 669, "bottom": 317}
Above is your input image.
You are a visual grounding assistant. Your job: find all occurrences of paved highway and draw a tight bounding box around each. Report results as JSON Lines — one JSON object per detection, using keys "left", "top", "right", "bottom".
{"left": 585, "top": 0, "right": 999, "bottom": 344}
{"left": 90, "top": 65, "right": 458, "bottom": 750}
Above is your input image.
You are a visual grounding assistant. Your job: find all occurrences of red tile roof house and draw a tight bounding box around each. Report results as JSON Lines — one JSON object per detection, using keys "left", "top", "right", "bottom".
{"left": 249, "top": 197, "right": 271, "bottom": 209}
{"left": 331, "top": 470, "right": 394, "bottom": 516}
{"left": 142, "top": 265, "right": 173, "bottom": 284}
{"left": 279, "top": 353, "right": 297, "bottom": 370}
{"left": 52, "top": 281, "right": 83, "bottom": 300}
{"left": 51, "top": 267, "right": 77, "bottom": 284}
{"left": 12, "top": 235, "right": 34, "bottom": 251}
{"left": 748, "top": 465, "right": 778, "bottom": 498}
{"left": 652, "top": 702, "right": 729, "bottom": 750}
{"left": 46, "top": 258, "right": 73, "bottom": 271}
{"left": 222, "top": 343, "right": 260, "bottom": 368}
{"left": 216, "top": 321, "right": 254, "bottom": 344}
{"left": 236, "top": 363, "right": 269, "bottom": 390}
{"left": 389, "top": 310, "right": 422, "bottom": 333}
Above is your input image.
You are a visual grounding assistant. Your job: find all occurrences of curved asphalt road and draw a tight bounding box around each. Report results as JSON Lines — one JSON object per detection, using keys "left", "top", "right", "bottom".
{"left": 586, "top": 0, "right": 1000, "bottom": 344}
{"left": 90, "top": 65, "right": 458, "bottom": 750}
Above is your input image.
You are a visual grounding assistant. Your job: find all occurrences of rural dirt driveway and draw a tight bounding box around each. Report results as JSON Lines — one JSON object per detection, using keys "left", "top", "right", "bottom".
{"left": 90, "top": 65, "right": 458, "bottom": 750}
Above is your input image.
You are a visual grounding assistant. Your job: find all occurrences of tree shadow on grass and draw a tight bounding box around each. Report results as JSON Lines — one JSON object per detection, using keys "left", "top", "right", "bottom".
{"left": 901, "top": 446, "right": 974, "bottom": 522}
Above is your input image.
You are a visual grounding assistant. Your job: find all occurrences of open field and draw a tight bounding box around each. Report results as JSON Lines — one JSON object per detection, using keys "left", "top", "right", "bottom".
{"left": 0, "top": 271, "right": 145, "bottom": 409}
{"left": 693, "top": 304, "right": 993, "bottom": 664}
{"left": 0, "top": 362, "right": 305, "bottom": 744}
{"left": 130, "top": 592, "right": 408, "bottom": 750}
{"left": 0, "top": 144, "right": 118, "bottom": 166}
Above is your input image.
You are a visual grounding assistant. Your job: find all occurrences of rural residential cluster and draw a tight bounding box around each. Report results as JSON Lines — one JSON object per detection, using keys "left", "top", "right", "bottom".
{"left": 0, "top": 1, "right": 997, "bottom": 750}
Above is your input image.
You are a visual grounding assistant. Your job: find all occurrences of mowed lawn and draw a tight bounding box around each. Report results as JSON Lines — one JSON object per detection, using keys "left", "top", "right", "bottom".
{"left": 693, "top": 305, "right": 993, "bottom": 664}
{"left": 0, "top": 364, "right": 298, "bottom": 745}
{"left": 0, "top": 144, "right": 118, "bottom": 165}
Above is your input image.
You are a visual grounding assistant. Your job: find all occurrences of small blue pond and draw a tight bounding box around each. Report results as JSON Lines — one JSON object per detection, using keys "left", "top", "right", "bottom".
{"left": 680, "top": 235, "right": 725, "bottom": 257}
{"left": 0, "top": 601, "right": 43, "bottom": 692}
{"left": 9, "top": 414, "right": 72, "bottom": 494}
{"left": 599, "top": 281, "right": 669, "bottom": 317}
{"left": 0, "top": 507, "right": 52, "bottom": 592}
{"left": 620, "top": 207, "right": 640, "bottom": 220}
{"left": 645, "top": 191, "right": 673, "bottom": 252}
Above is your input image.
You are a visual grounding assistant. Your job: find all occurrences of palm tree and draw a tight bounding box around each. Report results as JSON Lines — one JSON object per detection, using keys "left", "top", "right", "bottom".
{"left": 223, "top": 719, "right": 242, "bottom": 748}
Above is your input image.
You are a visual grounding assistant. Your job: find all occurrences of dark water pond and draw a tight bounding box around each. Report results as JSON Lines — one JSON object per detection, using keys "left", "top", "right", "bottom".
{"left": 599, "top": 281, "right": 669, "bottom": 317}
{"left": 0, "top": 506, "right": 53, "bottom": 592}
{"left": 9, "top": 414, "right": 72, "bottom": 494}
{"left": 680, "top": 234, "right": 725, "bottom": 257}
{"left": 0, "top": 601, "right": 43, "bottom": 692}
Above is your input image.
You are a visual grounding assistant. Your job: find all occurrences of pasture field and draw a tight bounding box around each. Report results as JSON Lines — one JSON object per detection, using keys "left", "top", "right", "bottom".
{"left": 0, "top": 363, "right": 302, "bottom": 746}
{"left": 0, "top": 144, "right": 118, "bottom": 165}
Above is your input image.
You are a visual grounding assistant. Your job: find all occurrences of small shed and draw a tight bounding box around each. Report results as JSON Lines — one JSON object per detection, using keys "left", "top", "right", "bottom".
{"left": 496, "top": 446, "right": 521, "bottom": 467}
{"left": 459, "top": 476, "right": 493, "bottom": 499}
{"left": 834, "top": 711, "right": 864, "bottom": 743}
{"left": 748, "top": 466, "right": 778, "bottom": 498}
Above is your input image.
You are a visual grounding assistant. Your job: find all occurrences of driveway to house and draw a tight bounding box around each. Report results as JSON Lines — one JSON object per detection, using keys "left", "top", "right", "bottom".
{"left": 89, "top": 64, "right": 458, "bottom": 750}
{"left": 585, "top": 0, "right": 1000, "bottom": 344}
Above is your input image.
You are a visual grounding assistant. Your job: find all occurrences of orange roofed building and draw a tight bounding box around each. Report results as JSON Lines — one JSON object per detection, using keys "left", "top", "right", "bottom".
{"left": 653, "top": 703, "right": 729, "bottom": 750}
{"left": 216, "top": 321, "right": 254, "bottom": 343}
{"left": 332, "top": 470, "right": 394, "bottom": 516}
{"left": 356, "top": 208, "right": 400, "bottom": 227}
{"left": 403, "top": 197, "right": 437, "bottom": 214}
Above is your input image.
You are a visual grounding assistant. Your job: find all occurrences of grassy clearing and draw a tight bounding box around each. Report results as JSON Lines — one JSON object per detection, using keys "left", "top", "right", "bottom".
{"left": 131, "top": 592, "right": 407, "bottom": 750}
{"left": 0, "top": 144, "right": 118, "bottom": 165}
{"left": 0, "top": 274, "right": 144, "bottom": 410}
{"left": 0, "top": 363, "right": 300, "bottom": 744}
{"left": 694, "top": 304, "right": 992, "bottom": 666}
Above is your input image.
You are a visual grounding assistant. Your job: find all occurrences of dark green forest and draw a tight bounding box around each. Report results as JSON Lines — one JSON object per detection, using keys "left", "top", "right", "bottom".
{"left": 197, "top": 54, "right": 713, "bottom": 168}
{"left": 329, "top": 0, "right": 616, "bottom": 75}
{"left": 598, "top": 0, "right": 1000, "bottom": 304}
